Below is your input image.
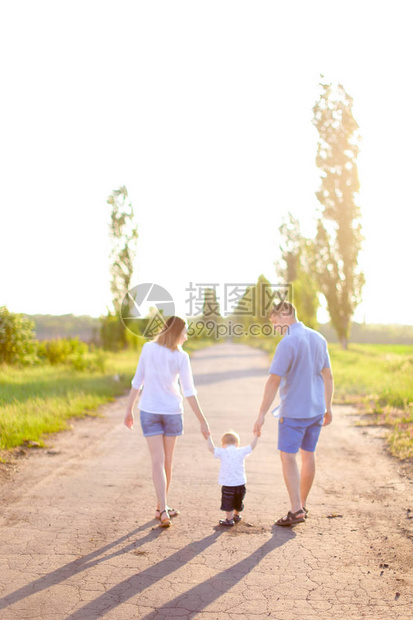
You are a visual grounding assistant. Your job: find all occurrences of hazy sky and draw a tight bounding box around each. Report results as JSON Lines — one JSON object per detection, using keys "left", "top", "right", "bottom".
{"left": 1, "top": 1, "right": 412, "bottom": 324}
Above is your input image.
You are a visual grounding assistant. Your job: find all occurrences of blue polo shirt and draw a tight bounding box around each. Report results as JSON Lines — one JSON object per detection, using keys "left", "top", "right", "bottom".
{"left": 269, "top": 322, "right": 331, "bottom": 419}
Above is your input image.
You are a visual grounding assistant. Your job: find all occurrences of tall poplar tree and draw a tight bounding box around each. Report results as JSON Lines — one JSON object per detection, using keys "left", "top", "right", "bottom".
{"left": 107, "top": 185, "right": 138, "bottom": 313}
{"left": 101, "top": 185, "right": 138, "bottom": 350}
{"left": 312, "top": 79, "right": 365, "bottom": 349}
{"left": 276, "top": 213, "right": 319, "bottom": 329}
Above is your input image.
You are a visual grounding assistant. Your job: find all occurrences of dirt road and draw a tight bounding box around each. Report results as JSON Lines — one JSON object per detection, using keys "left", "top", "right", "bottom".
{"left": 0, "top": 343, "right": 412, "bottom": 619}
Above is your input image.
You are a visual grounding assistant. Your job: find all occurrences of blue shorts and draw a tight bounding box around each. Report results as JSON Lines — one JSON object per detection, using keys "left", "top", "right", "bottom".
{"left": 139, "top": 411, "right": 183, "bottom": 437}
{"left": 278, "top": 414, "right": 324, "bottom": 453}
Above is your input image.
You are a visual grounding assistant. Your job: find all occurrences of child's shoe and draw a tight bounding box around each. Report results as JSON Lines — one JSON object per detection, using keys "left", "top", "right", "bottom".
{"left": 219, "top": 518, "right": 234, "bottom": 527}
{"left": 233, "top": 515, "right": 242, "bottom": 523}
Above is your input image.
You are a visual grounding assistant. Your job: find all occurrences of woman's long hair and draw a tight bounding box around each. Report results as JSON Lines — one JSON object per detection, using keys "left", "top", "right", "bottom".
{"left": 155, "top": 316, "right": 186, "bottom": 350}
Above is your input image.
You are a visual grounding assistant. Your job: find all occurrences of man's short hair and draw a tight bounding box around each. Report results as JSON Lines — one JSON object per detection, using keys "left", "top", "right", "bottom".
{"left": 270, "top": 301, "right": 296, "bottom": 318}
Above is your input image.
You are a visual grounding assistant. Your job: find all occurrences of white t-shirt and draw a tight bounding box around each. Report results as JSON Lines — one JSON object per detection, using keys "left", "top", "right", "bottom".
{"left": 131, "top": 341, "right": 197, "bottom": 414}
{"left": 214, "top": 445, "right": 253, "bottom": 486}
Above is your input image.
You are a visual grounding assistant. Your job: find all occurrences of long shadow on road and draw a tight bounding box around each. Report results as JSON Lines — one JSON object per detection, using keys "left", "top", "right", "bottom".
{"left": 0, "top": 521, "right": 157, "bottom": 613}
{"left": 67, "top": 528, "right": 295, "bottom": 619}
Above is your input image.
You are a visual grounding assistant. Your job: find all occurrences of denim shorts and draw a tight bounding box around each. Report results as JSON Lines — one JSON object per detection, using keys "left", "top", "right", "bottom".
{"left": 277, "top": 414, "right": 324, "bottom": 453}
{"left": 139, "top": 411, "right": 183, "bottom": 437}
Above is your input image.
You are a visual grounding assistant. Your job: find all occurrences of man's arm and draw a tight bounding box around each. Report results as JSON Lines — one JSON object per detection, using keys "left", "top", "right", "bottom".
{"left": 253, "top": 374, "right": 281, "bottom": 436}
{"left": 321, "top": 367, "right": 334, "bottom": 426}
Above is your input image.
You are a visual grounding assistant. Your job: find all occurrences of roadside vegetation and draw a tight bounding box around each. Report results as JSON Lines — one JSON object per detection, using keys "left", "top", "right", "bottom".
{"left": 0, "top": 349, "right": 140, "bottom": 453}
{"left": 329, "top": 343, "right": 413, "bottom": 460}
{"left": 239, "top": 336, "right": 413, "bottom": 460}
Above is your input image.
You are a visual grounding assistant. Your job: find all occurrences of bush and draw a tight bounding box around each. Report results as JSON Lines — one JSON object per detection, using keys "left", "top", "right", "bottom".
{"left": 36, "top": 337, "right": 88, "bottom": 365}
{"left": 36, "top": 337, "right": 107, "bottom": 372}
{"left": 0, "top": 306, "right": 37, "bottom": 365}
{"left": 0, "top": 307, "right": 109, "bottom": 372}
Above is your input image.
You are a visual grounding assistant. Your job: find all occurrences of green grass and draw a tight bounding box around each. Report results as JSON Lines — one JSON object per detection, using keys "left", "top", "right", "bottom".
{"left": 0, "top": 350, "right": 141, "bottom": 452}
{"left": 240, "top": 337, "right": 413, "bottom": 460}
{"left": 329, "top": 343, "right": 413, "bottom": 461}
{"left": 328, "top": 344, "right": 413, "bottom": 407}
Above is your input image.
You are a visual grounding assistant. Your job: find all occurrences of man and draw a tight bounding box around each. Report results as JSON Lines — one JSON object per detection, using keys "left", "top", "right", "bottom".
{"left": 254, "top": 301, "right": 333, "bottom": 526}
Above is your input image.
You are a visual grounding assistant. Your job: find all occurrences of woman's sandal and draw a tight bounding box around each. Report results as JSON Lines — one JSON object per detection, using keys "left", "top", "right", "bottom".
{"left": 275, "top": 509, "right": 306, "bottom": 526}
{"left": 155, "top": 507, "right": 179, "bottom": 520}
{"left": 159, "top": 510, "right": 171, "bottom": 528}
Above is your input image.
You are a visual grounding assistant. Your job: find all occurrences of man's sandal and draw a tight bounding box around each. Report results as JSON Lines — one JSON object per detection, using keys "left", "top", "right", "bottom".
{"left": 275, "top": 509, "right": 306, "bottom": 526}
{"left": 159, "top": 510, "right": 171, "bottom": 528}
{"left": 155, "top": 507, "right": 179, "bottom": 520}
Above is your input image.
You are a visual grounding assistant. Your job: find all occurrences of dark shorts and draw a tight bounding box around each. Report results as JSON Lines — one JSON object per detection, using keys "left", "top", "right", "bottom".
{"left": 139, "top": 411, "right": 183, "bottom": 437}
{"left": 220, "top": 485, "right": 246, "bottom": 512}
{"left": 278, "top": 414, "right": 324, "bottom": 453}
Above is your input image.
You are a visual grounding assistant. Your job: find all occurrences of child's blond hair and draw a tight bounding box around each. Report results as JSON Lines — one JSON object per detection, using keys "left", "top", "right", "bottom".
{"left": 221, "top": 430, "right": 240, "bottom": 447}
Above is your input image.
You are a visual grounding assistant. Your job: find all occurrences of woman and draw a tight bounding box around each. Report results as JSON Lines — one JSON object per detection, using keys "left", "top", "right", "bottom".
{"left": 124, "top": 316, "right": 210, "bottom": 527}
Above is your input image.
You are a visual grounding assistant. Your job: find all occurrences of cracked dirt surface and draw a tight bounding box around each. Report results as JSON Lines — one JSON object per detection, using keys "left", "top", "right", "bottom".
{"left": 0, "top": 343, "right": 412, "bottom": 619}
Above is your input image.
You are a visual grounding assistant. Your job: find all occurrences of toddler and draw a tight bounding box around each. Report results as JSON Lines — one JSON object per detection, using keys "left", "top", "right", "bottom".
{"left": 206, "top": 429, "right": 258, "bottom": 526}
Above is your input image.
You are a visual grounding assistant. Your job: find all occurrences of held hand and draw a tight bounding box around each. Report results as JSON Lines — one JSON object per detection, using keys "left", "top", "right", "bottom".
{"left": 323, "top": 409, "right": 333, "bottom": 426}
{"left": 254, "top": 413, "right": 265, "bottom": 437}
{"left": 200, "top": 420, "right": 210, "bottom": 439}
{"left": 124, "top": 411, "right": 134, "bottom": 430}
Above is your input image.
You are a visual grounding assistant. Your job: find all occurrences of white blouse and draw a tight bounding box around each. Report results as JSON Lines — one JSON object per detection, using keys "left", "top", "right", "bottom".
{"left": 131, "top": 341, "right": 197, "bottom": 414}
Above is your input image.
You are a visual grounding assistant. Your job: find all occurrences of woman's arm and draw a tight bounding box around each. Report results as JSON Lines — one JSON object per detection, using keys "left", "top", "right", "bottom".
{"left": 180, "top": 353, "right": 210, "bottom": 438}
{"left": 206, "top": 435, "right": 215, "bottom": 453}
{"left": 125, "top": 347, "right": 146, "bottom": 430}
{"left": 250, "top": 434, "right": 259, "bottom": 450}
{"left": 124, "top": 387, "right": 140, "bottom": 430}
{"left": 186, "top": 395, "right": 210, "bottom": 438}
